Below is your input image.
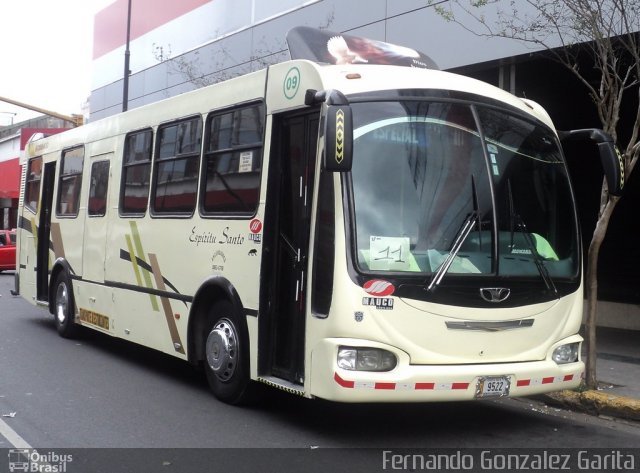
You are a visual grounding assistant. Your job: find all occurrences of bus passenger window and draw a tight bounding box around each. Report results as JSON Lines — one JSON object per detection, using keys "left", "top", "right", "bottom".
{"left": 88, "top": 160, "right": 110, "bottom": 217}
{"left": 152, "top": 117, "right": 202, "bottom": 215}
{"left": 121, "top": 129, "right": 153, "bottom": 215}
{"left": 56, "top": 146, "right": 84, "bottom": 217}
{"left": 24, "top": 157, "right": 43, "bottom": 213}
{"left": 201, "top": 103, "right": 265, "bottom": 215}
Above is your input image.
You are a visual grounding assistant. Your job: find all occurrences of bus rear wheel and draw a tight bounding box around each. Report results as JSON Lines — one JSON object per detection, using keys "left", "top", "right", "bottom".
{"left": 53, "top": 272, "right": 80, "bottom": 339}
{"left": 204, "top": 300, "right": 253, "bottom": 404}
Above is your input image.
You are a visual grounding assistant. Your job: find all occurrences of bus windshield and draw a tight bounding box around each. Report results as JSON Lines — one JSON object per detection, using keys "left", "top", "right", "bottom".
{"left": 349, "top": 100, "right": 579, "bottom": 280}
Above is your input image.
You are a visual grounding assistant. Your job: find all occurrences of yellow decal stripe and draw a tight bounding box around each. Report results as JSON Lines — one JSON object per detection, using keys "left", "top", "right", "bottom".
{"left": 129, "top": 221, "right": 159, "bottom": 311}
{"left": 30, "top": 217, "right": 38, "bottom": 251}
{"left": 126, "top": 235, "right": 143, "bottom": 285}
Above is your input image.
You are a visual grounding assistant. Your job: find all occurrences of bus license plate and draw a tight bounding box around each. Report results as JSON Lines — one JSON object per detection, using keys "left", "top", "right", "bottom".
{"left": 476, "top": 376, "right": 510, "bottom": 398}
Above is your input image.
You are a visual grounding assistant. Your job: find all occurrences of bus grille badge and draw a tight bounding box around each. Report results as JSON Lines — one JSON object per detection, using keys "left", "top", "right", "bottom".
{"left": 480, "top": 288, "right": 510, "bottom": 303}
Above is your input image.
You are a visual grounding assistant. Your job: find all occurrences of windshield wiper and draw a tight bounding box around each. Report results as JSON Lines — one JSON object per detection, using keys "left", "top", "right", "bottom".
{"left": 514, "top": 216, "right": 558, "bottom": 296}
{"left": 506, "top": 179, "right": 557, "bottom": 295}
{"left": 427, "top": 176, "right": 481, "bottom": 292}
{"left": 427, "top": 210, "right": 478, "bottom": 292}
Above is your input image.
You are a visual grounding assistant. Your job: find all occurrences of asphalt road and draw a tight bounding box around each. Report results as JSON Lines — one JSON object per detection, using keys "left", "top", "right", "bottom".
{"left": 1, "top": 271, "right": 639, "bottom": 471}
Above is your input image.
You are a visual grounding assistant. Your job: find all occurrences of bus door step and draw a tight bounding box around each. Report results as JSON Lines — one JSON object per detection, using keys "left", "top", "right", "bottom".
{"left": 258, "top": 376, "right": 305, "bottom": 396}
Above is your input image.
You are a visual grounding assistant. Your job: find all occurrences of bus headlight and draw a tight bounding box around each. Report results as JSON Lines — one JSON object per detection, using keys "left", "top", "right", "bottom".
{"left": 337, "top": 347, "right": 397, "bottom": 371}
{"left": 552, "top": 343, "right": 579, "bottom": 364}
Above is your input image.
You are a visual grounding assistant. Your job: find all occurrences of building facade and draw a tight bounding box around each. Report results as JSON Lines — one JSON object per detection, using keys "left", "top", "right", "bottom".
{"left": 0, "top": 117, "right": 69, "bottom": 229}
{"left": 89, "top": 0, "right": 550, "bottom": 119}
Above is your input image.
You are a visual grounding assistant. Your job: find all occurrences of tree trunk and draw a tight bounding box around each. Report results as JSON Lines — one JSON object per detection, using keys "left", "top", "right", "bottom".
{"left": 584, "top": 195, "right": 619, "bottom": 389}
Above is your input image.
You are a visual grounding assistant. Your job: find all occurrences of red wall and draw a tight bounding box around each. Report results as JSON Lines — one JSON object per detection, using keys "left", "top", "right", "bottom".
{"left": 93, "top": 0, "right": 210, "bottom": 59}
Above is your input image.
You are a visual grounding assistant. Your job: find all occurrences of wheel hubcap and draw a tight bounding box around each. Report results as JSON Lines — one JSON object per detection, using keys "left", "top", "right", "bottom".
{"left": 55, "top": 282, "right": 68, "bottom": 325}
{"left": 206, "top": 318, "right": 238, "bottom": 382}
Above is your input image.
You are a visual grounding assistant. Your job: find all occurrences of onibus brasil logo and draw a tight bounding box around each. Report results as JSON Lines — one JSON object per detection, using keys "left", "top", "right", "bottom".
{"left": 8, "top": 449, "right": 73, "bottom": 473}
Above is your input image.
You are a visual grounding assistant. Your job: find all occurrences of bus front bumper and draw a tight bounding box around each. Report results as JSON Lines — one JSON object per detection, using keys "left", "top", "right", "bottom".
{"left": 308, "top": 337, "right": 583, "bottom": 403}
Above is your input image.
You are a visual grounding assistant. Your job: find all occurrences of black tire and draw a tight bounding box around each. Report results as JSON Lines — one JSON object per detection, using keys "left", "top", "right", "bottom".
{"left": 204, "top": 300, "right": 254, "bottom": 404}
{"left": 52, "top": 272, "right": 80, "bottom": 339}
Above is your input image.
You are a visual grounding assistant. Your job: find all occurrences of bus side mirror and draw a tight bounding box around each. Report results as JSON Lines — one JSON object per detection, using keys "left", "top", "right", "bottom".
{"left": 559, "top": 129, "right": 625, "bottom": 196}
{"left": 323, "top": 104, "right": 353, "bottom": 172}
{"left": 597, "top": 141, "right": 625, "bottom": 196}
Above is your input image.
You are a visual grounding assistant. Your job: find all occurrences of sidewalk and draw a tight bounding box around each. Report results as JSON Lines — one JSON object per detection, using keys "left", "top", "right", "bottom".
{"left": 541, "top": 326, "right": 640, "bottom": 421}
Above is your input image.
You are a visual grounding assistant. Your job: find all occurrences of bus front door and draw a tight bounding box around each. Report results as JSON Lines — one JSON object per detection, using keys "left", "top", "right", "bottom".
{"left": 261, "top": 111, "right": 319, "bottom": 386}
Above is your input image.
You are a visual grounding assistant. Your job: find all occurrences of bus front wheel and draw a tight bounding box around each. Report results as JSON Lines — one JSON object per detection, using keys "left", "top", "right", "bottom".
{"left": 204, "top": 300, "right": 253, "bottom": 404}
{"left": 53, "top": 272, "right": 80, "bottom": 339}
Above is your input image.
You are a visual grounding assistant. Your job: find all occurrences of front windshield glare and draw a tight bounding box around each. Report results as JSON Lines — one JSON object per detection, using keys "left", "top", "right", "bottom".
{"left": 350, "top": 100, "right": 578, "bottom": 280}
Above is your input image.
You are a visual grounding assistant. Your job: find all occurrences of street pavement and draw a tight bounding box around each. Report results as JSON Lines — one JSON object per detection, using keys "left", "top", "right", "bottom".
{"left": 543, "top": 325, "right": 640, "bottom": 421}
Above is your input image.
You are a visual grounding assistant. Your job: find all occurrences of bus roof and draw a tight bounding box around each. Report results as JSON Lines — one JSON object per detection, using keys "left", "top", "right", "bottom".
{"left": 300, "top": 61, "right": 554, "bottom": 129}
{"left": 24, "top": 59, "right": 554, "bottom": 161}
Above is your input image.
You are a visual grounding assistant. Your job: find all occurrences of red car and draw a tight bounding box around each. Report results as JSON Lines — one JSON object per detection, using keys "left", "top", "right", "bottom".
{"left": 0, "top": 229, "right": 16, "bottom": 272}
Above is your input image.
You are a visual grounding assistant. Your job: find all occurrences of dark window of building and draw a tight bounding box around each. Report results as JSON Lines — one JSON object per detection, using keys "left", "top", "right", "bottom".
{"left": 25, "top": 157, "right": 42, "bottom": 212}
{"left": 153, "top": 117, "right": 202, "bottom": 215}
{"left": 201, "top": 103, "right": 264, "bottom": 215}
{"left": 88, "top": 161, "right": 110, "bottom": 217}
{"left": 56, "top": 146, "right": 84, "bottom": 217}
{"left": 121, "top": 129, "right": 153, "bottom": 215}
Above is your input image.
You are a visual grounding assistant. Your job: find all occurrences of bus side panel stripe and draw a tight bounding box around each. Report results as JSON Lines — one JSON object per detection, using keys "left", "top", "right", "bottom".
{"left": 50, "top": 222, "right": 65, "bottom": 259}
{"left": 120, "top": 248, "right": 184, "bottom": 300}
{"left": 130, "top": 221, "right": 159, "bottom": 310}
{"left": 125, "top": 235, "right": 144, "bottom": 289}
{"left": 148, "top": 252, "right": 185, "bottom": 354}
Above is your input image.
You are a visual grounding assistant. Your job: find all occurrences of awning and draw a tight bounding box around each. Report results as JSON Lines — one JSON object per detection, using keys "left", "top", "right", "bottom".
{"left": 0, "top": 158, "right": 20, "bottom": 199}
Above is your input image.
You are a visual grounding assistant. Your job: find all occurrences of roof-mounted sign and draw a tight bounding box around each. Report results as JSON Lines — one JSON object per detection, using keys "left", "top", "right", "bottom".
{"left": 286, "top": 26, "right": 438, "bottom": 70}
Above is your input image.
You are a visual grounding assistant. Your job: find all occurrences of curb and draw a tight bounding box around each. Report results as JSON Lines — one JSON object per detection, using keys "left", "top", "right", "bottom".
{"left": 541, "top": 390, "right": 640, "bottom": 421}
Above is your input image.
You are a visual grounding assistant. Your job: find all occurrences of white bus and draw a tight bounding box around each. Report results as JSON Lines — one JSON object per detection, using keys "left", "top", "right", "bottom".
{"left": 15, "top": 28, "right": 623, "bottom": 404}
